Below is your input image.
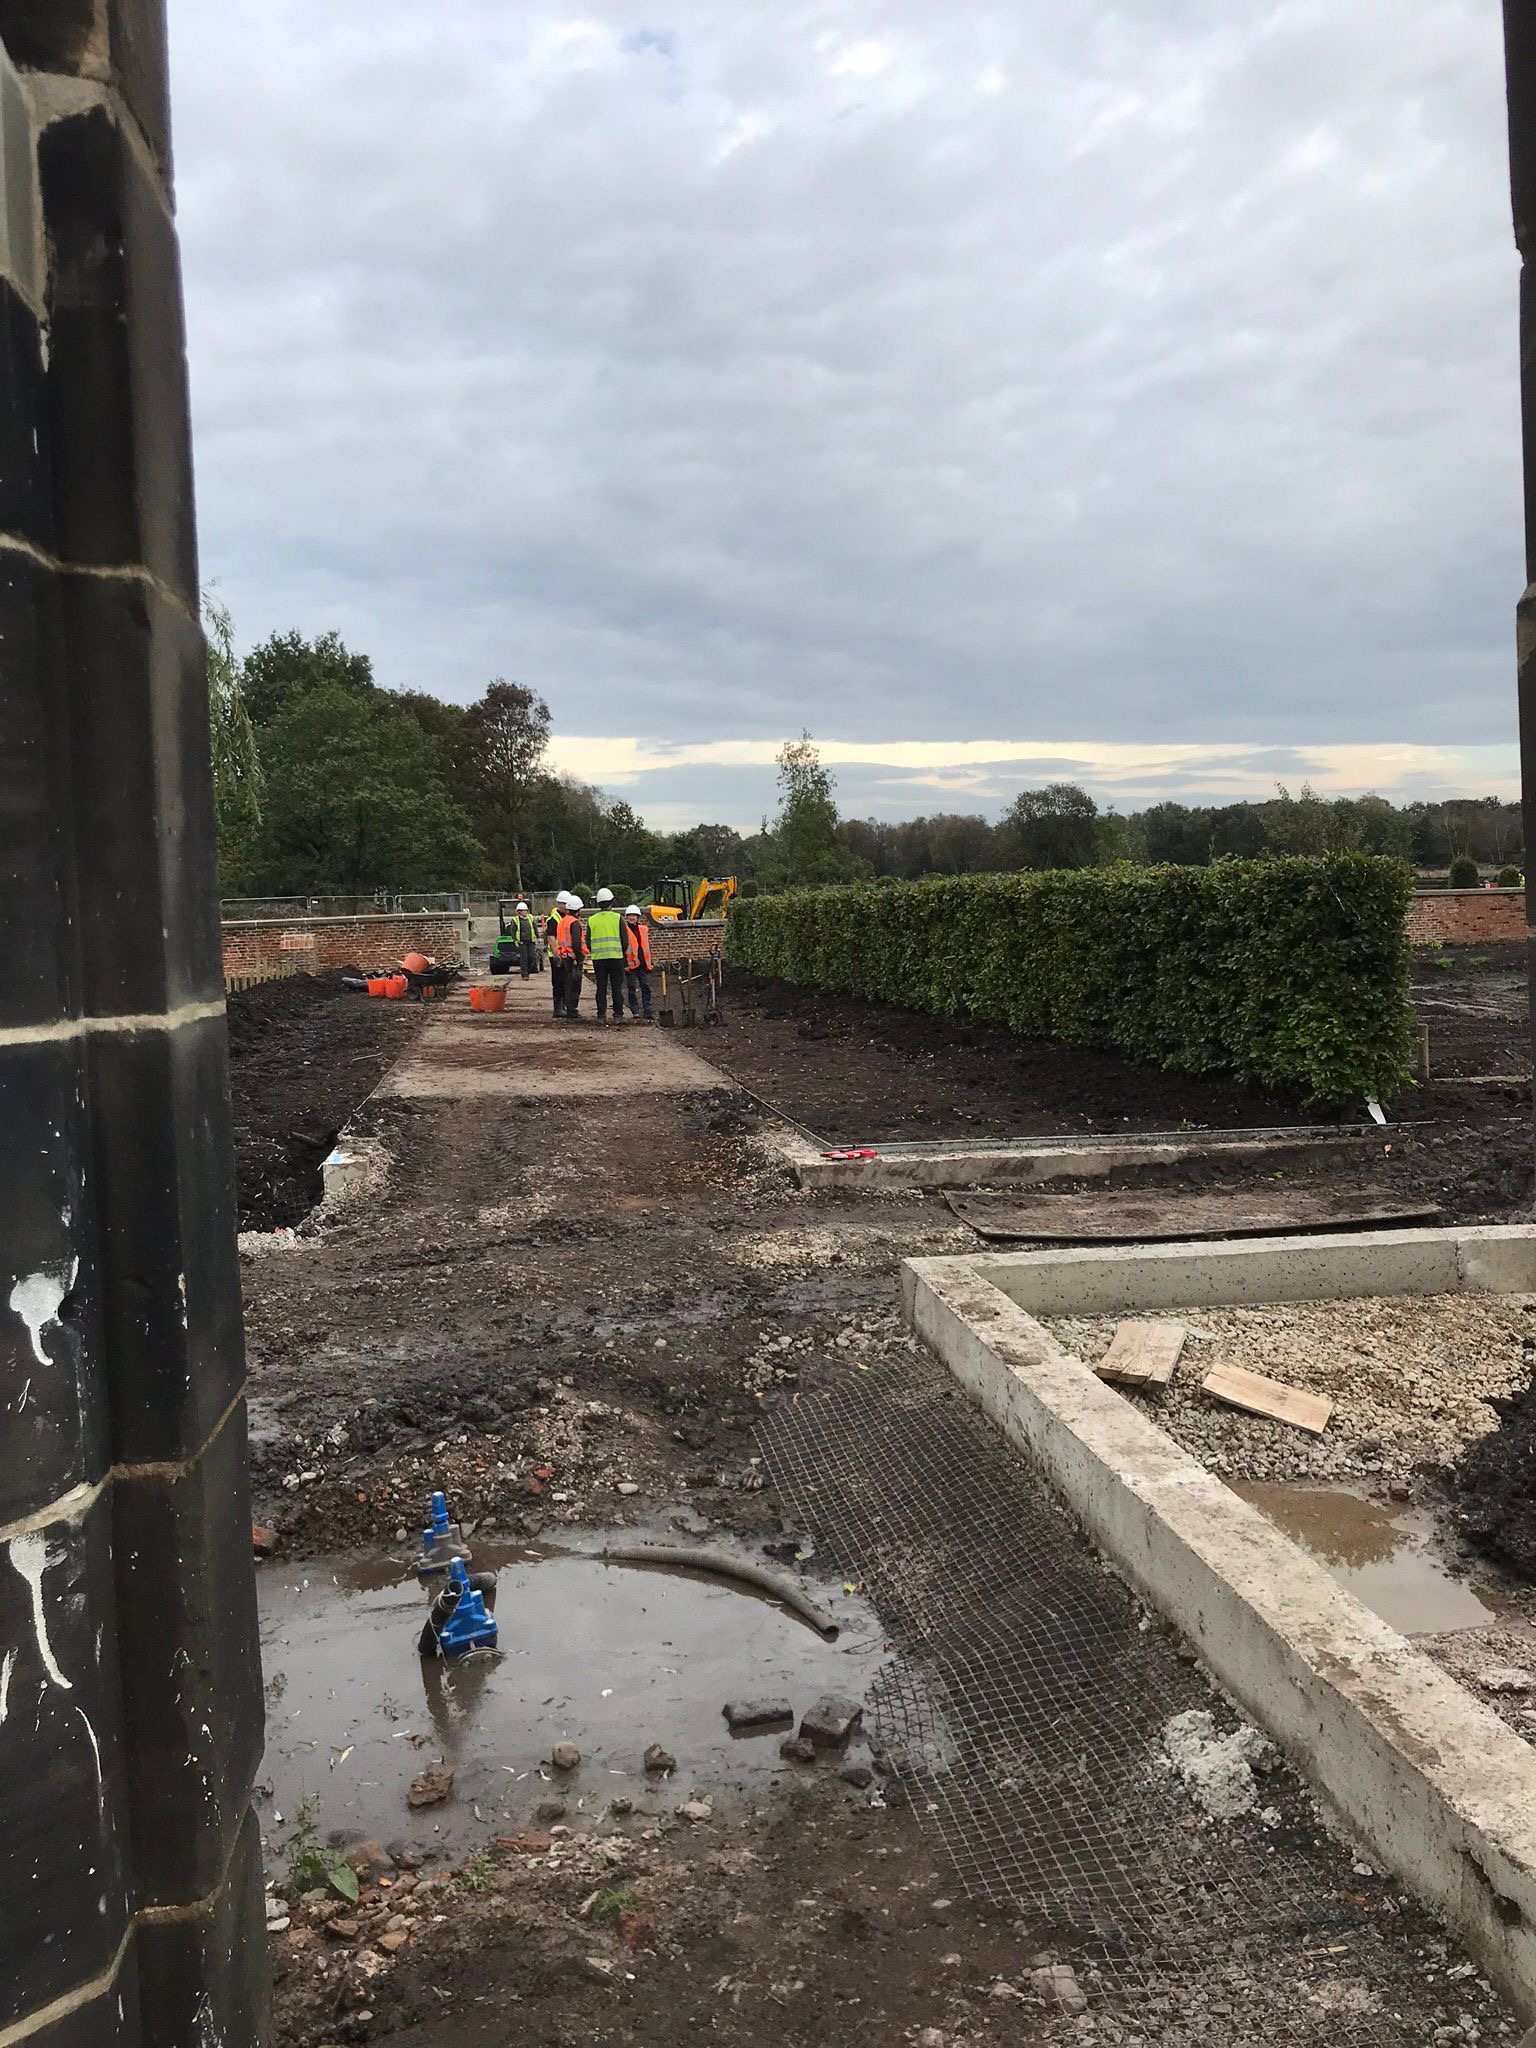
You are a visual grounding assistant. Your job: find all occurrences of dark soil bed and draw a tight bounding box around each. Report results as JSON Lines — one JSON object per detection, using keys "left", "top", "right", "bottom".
{"left": 228, "top": 973, "right": 421, "bottom": 1230}
{"left": 1412, "top": 941, "right": 1531, "bottom": 1081}
{"left": 714, "top": 969, "right": 1330, "bottom": 1142}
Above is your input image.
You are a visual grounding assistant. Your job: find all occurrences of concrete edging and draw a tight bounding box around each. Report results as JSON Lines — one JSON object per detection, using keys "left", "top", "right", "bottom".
{"left": 765, "top": 1125, "right": 1385, "bottom": 1190}
{"left": 901, "top": 1226, "right": 1536, "bottom": 2016}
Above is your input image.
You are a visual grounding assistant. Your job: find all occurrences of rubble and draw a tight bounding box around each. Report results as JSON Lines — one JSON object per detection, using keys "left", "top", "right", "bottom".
{"left": 407, "top": 1764, "right": 454, "bottom": 1808}
{"left": 800, "top": 1694, "right": 863, "bottom": 1748}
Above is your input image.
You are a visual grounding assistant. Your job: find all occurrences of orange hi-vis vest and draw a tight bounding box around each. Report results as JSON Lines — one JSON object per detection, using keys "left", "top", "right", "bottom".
{"left": 623, "top": 921, "right": 653, "bottom": 970}
{"left": 555, "top": 913, "right": 587, "bottom": 960}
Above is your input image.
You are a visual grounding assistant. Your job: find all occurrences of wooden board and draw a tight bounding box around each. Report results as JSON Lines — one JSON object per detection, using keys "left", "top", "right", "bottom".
{"left": 943, "top": 1186, "right": 1438, "bottom": 1245}
{"left": 1200, "top": 1362, "right": 1333, "bottom": 1435}
{"left": 1096, "top": 1320, "right": 1186, "bottom": 1390}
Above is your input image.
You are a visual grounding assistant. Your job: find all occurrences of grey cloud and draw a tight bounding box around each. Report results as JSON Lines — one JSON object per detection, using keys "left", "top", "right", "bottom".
{"left": 170, "top": 0, "right": 1520, "bottom": 764}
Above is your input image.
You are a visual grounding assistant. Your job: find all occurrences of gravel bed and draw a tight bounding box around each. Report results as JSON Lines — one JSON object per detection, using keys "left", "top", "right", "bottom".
{"left": 1044, "top": 1293, "right": 1536, "bottom": 1483}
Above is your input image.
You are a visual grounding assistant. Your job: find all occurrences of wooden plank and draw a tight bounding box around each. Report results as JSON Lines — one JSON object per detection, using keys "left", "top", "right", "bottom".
{"left": 942, "top": 1186, "right": 1438, "bottom": 1245}
{"left": 1200, "top": 1362, "right": 1333, "bottom": 1435}
{"left": 1096, "top": 1319, "right": 1186, "bottom": 1389}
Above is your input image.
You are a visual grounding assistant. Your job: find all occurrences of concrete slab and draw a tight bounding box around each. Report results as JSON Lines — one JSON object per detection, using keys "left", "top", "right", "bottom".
{"left": 901, "top": 1229, "right": 1536, "bottom": 2016}
{"left": 378, "top": 976, "right": 727, "bottom": 1102}
{"left": 761, "top": 1124, "right": 1388, "bottom": 1190}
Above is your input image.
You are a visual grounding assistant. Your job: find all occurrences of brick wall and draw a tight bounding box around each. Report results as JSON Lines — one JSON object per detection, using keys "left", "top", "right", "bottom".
{"left": 221, "top": 913, "right": 470, "bottom": 976}
{"left": 1406, "top": 890, "right": 1526, "bottom": 946}
{"left": 650, "top": 918, "right": 725, "bottom": 967}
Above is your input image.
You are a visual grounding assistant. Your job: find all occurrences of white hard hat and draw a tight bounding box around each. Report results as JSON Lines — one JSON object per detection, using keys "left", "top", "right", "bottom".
{"left": 567, "top": 894, "right": 585, "bottom": 910}
{"left": 595, "top": 887, "right": 614, "bottom": 904}
{"left": 625, "top": 904, "right": 641, "bottom": 916}
{"left": 515, "top": 899, "right": 528, "bottom": 910}
{"left": 556, "top": 891, "right": 572, "bottom": 906}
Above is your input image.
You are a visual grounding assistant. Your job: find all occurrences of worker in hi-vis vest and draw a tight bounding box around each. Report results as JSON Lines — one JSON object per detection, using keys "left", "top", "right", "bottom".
{"left": 586, "top": 887, "right": 626, "bottom": 1024}
{"left": 623, "top": 905, "right": 654, "bottom": 1021}
{"left": 553, "top": 894, "right": 589, "bottom": 1021}
{"left": 544, "top": 895, "right": 568, "bottom": 1016}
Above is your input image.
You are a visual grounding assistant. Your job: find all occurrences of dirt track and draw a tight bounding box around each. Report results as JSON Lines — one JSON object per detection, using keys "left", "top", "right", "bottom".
{"left": 241, "top": 967, "right": 1530, "bottom": 2048}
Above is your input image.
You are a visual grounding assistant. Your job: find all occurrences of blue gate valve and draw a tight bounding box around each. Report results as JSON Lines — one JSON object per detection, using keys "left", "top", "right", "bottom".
{"left": 436, "top": 1558, "right": 499, "bottom": 1657}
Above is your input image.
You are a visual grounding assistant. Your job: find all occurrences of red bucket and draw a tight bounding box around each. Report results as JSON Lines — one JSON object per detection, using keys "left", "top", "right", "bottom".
{"left": 385, "top": 975, "right": 408, "bottom": 998}
{"left": 366, "top": 977, "right": 387, "bottom": 996}
{"left": 469, "top": 986, "right": 506, "bottom": 1014}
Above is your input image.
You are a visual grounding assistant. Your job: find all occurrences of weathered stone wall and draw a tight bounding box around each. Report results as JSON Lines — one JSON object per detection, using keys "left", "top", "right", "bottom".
{"left": 0, "top": 6, "right": 268, "bottom": 2040}
{"left": 1406, "top": 889, "right": 1526, "bottom": 946}
{"left": 222, "top": 912, "right": 471, "bottom": 976}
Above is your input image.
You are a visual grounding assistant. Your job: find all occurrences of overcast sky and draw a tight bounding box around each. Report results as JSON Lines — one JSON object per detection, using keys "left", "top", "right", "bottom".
{"left": 168, "top": 2, "right": 1522, "bottom": 830}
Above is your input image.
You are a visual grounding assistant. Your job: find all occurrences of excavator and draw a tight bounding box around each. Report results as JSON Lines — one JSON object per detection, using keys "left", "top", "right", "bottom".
{"left": 647, "top": 875, "right": 737, "bottom": 922}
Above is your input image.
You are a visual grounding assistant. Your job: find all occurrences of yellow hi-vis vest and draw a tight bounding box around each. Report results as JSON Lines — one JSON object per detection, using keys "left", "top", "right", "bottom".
{"left": 587, "top": 909, "right": 624, "bottom": 961}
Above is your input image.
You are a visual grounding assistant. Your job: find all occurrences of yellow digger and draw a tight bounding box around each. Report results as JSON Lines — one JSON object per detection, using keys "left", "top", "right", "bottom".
{"left": 647, "top": 875, "right": 737, "bottom": 922}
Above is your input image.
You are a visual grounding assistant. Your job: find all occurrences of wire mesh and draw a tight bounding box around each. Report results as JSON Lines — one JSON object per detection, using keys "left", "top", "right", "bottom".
{"left": 755, "top": 1345, "right": 1510, "bottom": 2043}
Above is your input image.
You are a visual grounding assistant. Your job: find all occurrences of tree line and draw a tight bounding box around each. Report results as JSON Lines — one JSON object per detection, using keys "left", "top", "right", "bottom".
{"left": 207, "top": 606, "right": 1522, "bottom": 897}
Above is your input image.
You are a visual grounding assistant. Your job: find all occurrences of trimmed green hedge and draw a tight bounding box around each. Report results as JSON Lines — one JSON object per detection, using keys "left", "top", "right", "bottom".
{"left": 726, "top": 857, "right": 1415, "bottom": 1107}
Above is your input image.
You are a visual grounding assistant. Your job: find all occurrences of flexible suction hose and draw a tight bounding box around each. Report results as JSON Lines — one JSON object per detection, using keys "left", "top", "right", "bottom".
{"left": 599, "top": 1542, "right": 840, "bottom": 1638}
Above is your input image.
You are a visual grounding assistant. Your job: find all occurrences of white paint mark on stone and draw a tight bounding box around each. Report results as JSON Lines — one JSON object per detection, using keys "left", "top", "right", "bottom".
{"left": 76, "top": 1704, "right": 102, "bottom": 1783}
{"left": 10, "top": 1532, "right": 72, "bottom": 1690}
{"left": 0, "top": 1648, "right": 14, "bottom": 1727}
{"left": 9, "top": 1260, "right": 75, "bottom": 1367}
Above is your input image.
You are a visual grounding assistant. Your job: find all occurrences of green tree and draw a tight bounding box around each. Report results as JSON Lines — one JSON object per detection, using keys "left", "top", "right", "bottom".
{"left": 203, "top": 592, "right": 263, "bottom": 890}
{"left": 999, "top": 783, "right": 1100, "bottom": 870}
{"left": 241, "top": 629, "right": 374, "bottom": 727}
{"left": 760, "top": 734, "right": 854, "bottom": 888}
{"left": 1448, "top": 853, "right": 1480, "bottom": 888}
{"left": 243, "top": 684, "right": 482, "bottom": 893}
{"left": 463, "top": 679, "right": 551, "bottom": 888}
{"left": 393, "top": 690, "right": 476, "bottom": 790}
{"left": 1141, "top": 802, "right": 1212, "bottom": 866}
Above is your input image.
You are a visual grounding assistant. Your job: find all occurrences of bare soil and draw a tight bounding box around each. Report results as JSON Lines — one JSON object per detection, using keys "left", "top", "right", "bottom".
{"left": 229, "top": 975, "right": 423, "bottom": 1230}
{"left": 235, "top": 966, "right": 1534, "bottom": 2046}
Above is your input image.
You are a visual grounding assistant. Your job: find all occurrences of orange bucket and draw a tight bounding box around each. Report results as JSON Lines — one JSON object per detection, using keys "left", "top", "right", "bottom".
{"left": 385, "top": 975, "right": 408, "bottom": 998}
{"left": 367, "top": 977, "right": 387, "bottom": 996}
{"left": 469, "top": 986, "right": 506, "bottom": 1014}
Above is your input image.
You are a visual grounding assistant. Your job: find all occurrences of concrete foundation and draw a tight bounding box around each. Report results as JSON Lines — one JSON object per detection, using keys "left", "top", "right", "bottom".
{"left": 765, "top": 1124, "right": 1388, "bottom": 1190}
{"left": 902, "top": 1225, "right": 1536, "bottom": 2016}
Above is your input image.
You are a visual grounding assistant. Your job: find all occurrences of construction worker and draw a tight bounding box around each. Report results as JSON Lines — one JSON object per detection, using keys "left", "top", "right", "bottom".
{"left": 587, "top": 887, "right": 626, "bottom": 1024}
{"left": 511, "top": 899, "right": 539, "bottom": 978}
{"left": 547, "top": 892, "right": 575, "bottom": 1017}
{"left": 623, "top": 904, "right": 654, "bottom": 1021}
{"left": 555, "top": 894, "right": 591, "bottom": 1020}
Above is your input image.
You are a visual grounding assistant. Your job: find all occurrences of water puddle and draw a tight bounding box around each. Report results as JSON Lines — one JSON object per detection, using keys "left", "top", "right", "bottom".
{"left": 1232, "top": 1483, "right": 1504, "bottom": 1635}
{"left": 257, "top": 1534, "right": 887, "bottom": 1866}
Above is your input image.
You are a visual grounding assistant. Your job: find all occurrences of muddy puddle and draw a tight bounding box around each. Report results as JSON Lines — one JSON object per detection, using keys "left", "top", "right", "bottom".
{"left": 257, "top": 1531, "right": 888, "bottom": 1867}
{"left": 1232, "top": 1482, "right": 1505, "bottom": 1635}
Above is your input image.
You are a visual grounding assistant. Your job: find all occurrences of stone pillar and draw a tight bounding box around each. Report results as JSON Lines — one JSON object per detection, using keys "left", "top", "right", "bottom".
{"left": 1505, "top": 4, "right": 1536, "bottom": 1097}
{"left": 0, "top": 5, "right": 268, "bottom": 2042}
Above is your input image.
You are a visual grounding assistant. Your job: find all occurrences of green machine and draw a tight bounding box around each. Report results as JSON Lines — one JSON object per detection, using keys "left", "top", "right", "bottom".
{"left": 488, "top": 899, "right": 541, "bottom": 975}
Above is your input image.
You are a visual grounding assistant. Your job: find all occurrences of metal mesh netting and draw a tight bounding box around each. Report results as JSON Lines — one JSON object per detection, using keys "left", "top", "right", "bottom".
{"left": 755, "top": 1347, "right": 1504, "bottom": 2044}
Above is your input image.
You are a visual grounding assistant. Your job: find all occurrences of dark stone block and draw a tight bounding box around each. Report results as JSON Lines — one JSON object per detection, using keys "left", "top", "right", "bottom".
{"left": 0, "top": 1494, "right": 134, "bottom": 2031}
{"left": 108, "top": 0, "right": 171, "bottom": 174}
{"left": 0, "top": 279, "right": 53, "bottom": 546}
{"left": 84, "top": 1015, "right": 244, "bottom": 1466}
{"left": 0, "top": 551, "right": 78, "bottom": 1033}
{"left": 0, "top": 1, "right": 102, "bottom": 73}
{"left": 135, "top": 1807, "right": 271, "bottom": 2044}
{"left": 57, "top": 574, "right": 223, "bottom": 1018}
{"left": 112, "top": 1406, "right": 263, "bottom": 1905}
{"left": 0, "top": 1035, "right": 110, "bottom": 1526}
{"left": 38, "top": 104, "right": 197, "bottom": 602}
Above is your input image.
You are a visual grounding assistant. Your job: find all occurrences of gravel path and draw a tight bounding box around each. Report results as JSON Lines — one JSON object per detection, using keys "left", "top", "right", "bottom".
{"left": 1044, "top": 1293, "right": 1536, "bottom": 1483}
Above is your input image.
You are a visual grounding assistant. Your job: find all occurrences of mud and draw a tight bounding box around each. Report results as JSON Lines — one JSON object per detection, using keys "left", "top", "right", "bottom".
{"left": 1450, "top": 1369, "right": 1536, "bottom": 1579}
{"left": 229, "top": 975, "right": 422, "bottom": 1230}
{"left": 1231, "top": 1482, "right": 1504, "bottom": 1634}
{"left": 258, "top": 1535, "right": 887, "bottom": 1867}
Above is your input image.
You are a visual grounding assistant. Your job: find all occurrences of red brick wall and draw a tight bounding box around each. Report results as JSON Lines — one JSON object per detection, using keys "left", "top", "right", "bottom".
{"left": 221, "top": 913, "right": 470, "bottom": 977}
{"left": 649, "top": 919, "right": 725, "bottom": 967}
{"left": 1406, "top": 890, "right": 1526, "bottom": 946}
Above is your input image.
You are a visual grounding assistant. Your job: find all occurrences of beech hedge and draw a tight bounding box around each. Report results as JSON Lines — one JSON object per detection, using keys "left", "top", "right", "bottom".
{"left": 726, "top": 856, "right": 1415, "bottom": 1107}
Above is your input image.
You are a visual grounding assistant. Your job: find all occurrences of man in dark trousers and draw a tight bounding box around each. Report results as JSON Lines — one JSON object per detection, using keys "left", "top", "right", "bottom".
{"left": 512, "top": 898, "right": 540, "bottom": 977}
{"left": 587, "top": 888, "right": 626, "bottom": 1025}
{"left": 554, "top": 894, "right": 590, "bottom": 1020}
{"left": 545, "top": 893, "right": 571, "bottom": 1017}
{"left": 623, "top": 904, "right": 654, "bottom": 1021}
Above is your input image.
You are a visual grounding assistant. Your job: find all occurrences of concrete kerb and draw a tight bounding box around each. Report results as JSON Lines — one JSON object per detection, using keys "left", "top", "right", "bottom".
{"left": 900, "top": 1225, "right": 1536, "bottom": 2017}
{"left": 763, "top": 1124, "right": 1389, "bottom": 1190}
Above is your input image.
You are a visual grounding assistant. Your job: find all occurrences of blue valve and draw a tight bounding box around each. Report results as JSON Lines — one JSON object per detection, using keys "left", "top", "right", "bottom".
{"left": 418, "top": 1490, "right": 467, "bottom": 1581}
{"left": 436, "top": 1558, "right": 499, "bottom": 1658}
